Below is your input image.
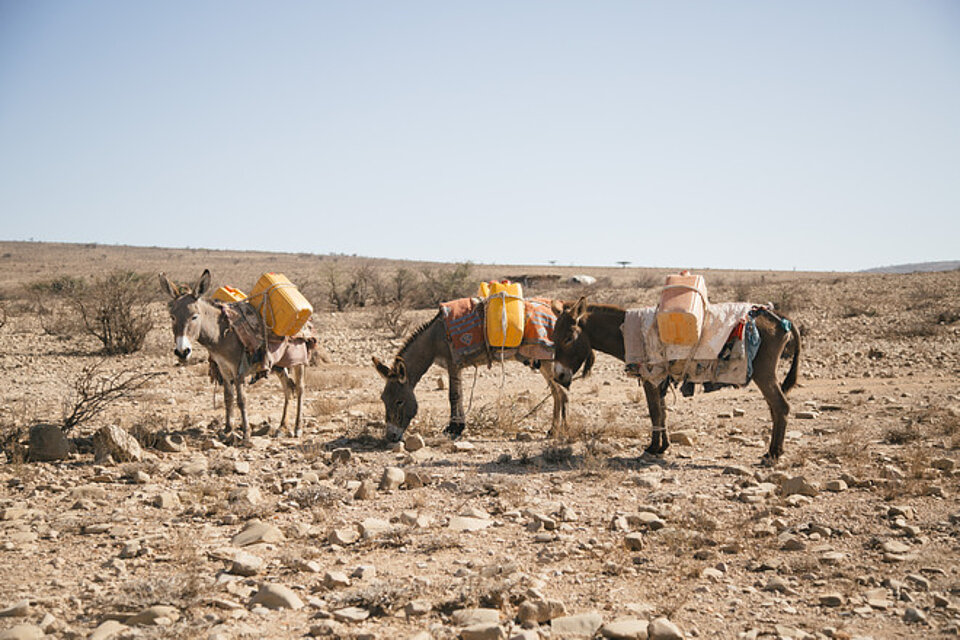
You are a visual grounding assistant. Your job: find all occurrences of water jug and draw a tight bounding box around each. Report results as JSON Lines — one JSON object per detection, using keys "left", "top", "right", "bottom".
{"left": 249, "top": 272, "right": 313, "bottom": 337}
{"left": 479, "top": 280, "right": 524, "bottom": 348}
{"left": 656, "top": 271, "right": 708, "bottom": 346}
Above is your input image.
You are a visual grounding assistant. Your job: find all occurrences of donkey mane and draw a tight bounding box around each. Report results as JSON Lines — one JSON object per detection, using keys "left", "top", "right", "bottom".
{"left": 582, "top": 303, "right": 626, "bottom": 317}
{"left": 398, "top": 311, "right": 442, "bottom": 358}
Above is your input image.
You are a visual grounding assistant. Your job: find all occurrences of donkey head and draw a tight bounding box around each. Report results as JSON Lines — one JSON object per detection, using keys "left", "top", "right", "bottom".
{"left": 159, "top": 269, "right": 212, "bottom": 363}
{"left": 373, "top": 356, "right": 418, "bottom": 441}
{"left": 552, "top": 296, "right": 595, "bottom": 388}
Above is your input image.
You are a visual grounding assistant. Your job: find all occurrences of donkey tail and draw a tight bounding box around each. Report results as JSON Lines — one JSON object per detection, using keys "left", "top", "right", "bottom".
{"left": 780, "top": 319, "right": 801, "bottom": 395}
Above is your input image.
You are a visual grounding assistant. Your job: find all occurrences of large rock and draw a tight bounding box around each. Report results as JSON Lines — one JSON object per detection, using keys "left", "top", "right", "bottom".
{"left": 231, "top": 520, "right": 285, "bottom": 546}
{"left": 380, "top": 466, "right": 406, "bottom": 491}
{"left": 517, "top": 598, "right": 566, "bottom": 624}
{"left": 648, "top": 617, "right": 684, "bottom": 640}
{"left": 601, "top": 619, "right": 649, "bottom": 639}
{"left": 93, "top": 425, "right": 142, "bottom": 463}
{"left": 89, "top": 620, "right": 127, "bottom": 640}
{"left": 551, "top": 613, "right": 604, "bottom": 638}
{"left": 781, "top": 476, "right": 819, "bottom": 497}
{"left": 28, "top": 423, "right": 70, "bottom": 461}
{"left": 461, "top": 624, "right": 504, "bottom": 640}
{"left": 249, "top": 583, "right": 304, "bottom": 610}
{"left": 452, "top": 609, "right": 500, "bottom": 627}
{"left": 0, "top": 624, "right": 43, "bottom": 640}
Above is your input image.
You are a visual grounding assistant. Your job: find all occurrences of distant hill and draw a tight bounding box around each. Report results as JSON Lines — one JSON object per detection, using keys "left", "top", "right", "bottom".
{"left": 863, "top": 261, "right": 960, "bottom": 274}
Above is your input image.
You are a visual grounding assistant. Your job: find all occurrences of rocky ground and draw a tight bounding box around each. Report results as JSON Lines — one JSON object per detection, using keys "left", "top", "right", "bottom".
{"left": 0, "top": 245, "right": 958, "bottom": 639}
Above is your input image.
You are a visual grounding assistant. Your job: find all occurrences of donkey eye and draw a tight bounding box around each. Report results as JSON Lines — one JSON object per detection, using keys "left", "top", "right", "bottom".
{"left": 191, "top": 314, "right": 199, "bottom": 321}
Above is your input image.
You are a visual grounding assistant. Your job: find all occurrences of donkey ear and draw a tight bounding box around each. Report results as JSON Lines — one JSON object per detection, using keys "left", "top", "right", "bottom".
{"left": 372, "top": 356, "right": 392, "bottom": 379}
{"left": 393, "top": 358, "right": 408, "bottom": 384}
{"left": 195, "top": 270, "right": 212, "bottom": 297}
{"left": 159, "top": 272, "right": 180, "bottom": 299}
{"left": 571, "top": 296, "right": 588, "bottom": 322}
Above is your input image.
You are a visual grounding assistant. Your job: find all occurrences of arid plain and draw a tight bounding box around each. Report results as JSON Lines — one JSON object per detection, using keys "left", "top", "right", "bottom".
{"left": 0, "top": 242, "right": 958, "bottom": 640}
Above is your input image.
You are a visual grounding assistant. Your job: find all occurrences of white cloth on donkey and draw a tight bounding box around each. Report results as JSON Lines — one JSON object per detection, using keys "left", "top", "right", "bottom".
{"left": 623, "top": 302, "right": 755, "bottom": 385}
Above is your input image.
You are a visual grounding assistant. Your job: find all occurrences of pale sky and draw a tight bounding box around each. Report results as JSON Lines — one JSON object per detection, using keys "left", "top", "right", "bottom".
{"left": 1, "top": 1, "right": 958, "bottom": 271}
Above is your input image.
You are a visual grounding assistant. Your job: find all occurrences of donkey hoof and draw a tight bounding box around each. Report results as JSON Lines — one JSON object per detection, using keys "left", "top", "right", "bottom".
{"left": 443, "top": 422, "right": 466, "bottom": 439}
{"left": 760, "top": 453, "right": 780, "bottom": 467}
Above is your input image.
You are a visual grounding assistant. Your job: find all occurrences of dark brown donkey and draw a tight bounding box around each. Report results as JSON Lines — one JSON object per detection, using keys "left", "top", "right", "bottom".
{"left": 552, "top": 297, "right": 801, "bottom": 464}
{"left": 159, "top": 270, "right": 307, "bottom": 442}
{"left": 373, "top": 307, "right": 568, "bottom": 442}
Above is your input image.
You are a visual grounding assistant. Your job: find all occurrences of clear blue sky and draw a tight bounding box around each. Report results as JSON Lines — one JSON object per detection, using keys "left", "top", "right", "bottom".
{"left": 1, "top": 1, "right": 957, "bottom": 271}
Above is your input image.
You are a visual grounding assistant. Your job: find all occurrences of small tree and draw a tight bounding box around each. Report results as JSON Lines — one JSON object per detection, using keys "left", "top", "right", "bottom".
{"left": 73, "top": 271, "right": 154, "bottom": 354}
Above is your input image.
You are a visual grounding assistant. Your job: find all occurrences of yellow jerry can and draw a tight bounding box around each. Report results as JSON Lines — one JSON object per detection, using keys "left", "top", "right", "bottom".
{"left": 211, "top": 286, "right": 246, "bottom": 304}
{"left": 656, "top": 271, "right": 708, "bottom": 346}
{"left": 249, "top": 272, "right": 313, "bottom": 337}
{"left": 480, "top": 280, "right": 524, "bottom": 348}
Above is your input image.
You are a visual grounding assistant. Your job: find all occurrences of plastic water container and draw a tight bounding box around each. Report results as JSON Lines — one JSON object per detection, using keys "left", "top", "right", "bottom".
{"left": 211, "top": 286, "right": 246, "bottom": 304}
{"left": 480, "top": 280, "right": 524, "bottom": 348}
{"left": 249, "top": 272, "right": 313, "bottom": 337}
{"left": 656, "top": 271, "right": 708, "bottom": 346}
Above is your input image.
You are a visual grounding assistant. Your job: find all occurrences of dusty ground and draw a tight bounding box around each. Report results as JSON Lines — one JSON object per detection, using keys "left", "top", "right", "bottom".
{"left": 0, "top": 242, "right": 959, "bottom": 639}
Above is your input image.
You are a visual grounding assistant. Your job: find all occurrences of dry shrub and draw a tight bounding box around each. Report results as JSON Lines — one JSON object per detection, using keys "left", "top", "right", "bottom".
{"left": 75, "top": 270, "right": 155, "bottom": 354}
{"left": 372, "top": 301, "right": 411, "bottom": 338}
{"left": 313, "top": 396, "right": 345, "bottom": 418}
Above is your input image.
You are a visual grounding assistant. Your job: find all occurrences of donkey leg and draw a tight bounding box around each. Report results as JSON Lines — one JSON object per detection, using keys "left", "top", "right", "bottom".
{"left": 223, "top": 382, "right": 235, "bottom": 434}
{"left": 642, "top": 380, "right": 669, "bottom": 455}
{"left": 541, "top": 364, "right": 568, "bottom": 438}
{"left": 754, "top": 369, "right": 790, "bottom": 465}
{"left": 276, "top": 369, "right": 292, "bottom": 435}
{"left": 443, "top": 364, "right": 466, "bottom": 439}
{"left": 235, "top": 379, "right": 251, "bottom": 443}
{"left": 293, "top": 365, "right": 304, "bottom": 438}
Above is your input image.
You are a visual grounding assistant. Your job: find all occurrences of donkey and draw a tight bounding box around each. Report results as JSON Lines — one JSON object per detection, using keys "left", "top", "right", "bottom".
{"left": 372, "top": 306, "right": 568, "bottom": 442}
{"left": 552, "top": 297, "right": 801, "bottom": 464}
{"left": 159, "top": 269, "right": 307, "bottom": 442}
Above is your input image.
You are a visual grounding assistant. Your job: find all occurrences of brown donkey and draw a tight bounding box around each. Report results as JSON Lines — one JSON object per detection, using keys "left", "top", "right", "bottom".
{"left": 159, "top": 270, "right": 307, "bottom": 442}
{"left": 373, "top": 308, "right": 568, "bottom": 442}
{"left": 552, "top": 297, "right": 801, "bottom": 464}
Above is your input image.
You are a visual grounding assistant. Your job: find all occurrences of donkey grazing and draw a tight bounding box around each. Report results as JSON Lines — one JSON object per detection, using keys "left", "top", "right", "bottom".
{"left": 552, "top": 297, "right": 801, "bottom": 464}
{"left": 373, "top": 306, "right": 568, "bottom": 442}
{"left": 159, "top": 270, "right": 307, "bottom": 442}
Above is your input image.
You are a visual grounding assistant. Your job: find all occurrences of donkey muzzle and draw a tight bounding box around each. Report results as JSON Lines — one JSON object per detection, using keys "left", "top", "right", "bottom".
{"left": 385, "top": 423, "right": 404, "bottom": 442}
{"left": 174, "top": 347, "right": 191, "bottom": 362}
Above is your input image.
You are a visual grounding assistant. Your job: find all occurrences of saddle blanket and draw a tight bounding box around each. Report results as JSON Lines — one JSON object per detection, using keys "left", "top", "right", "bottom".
{"left": 623, "top": 302, "right": 758, "bottom": 385}
{"left": 440, "top": 297, "right": 557, "bottom": 365}
{"left": 218, "top": 301, "right": 318, "bottom": 371}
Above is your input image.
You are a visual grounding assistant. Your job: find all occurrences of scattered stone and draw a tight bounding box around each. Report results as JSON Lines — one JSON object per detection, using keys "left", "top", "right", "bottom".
{"left": 93, "top": 425, "right": 143, "bottom": 463}
{"left": 249, "top": 583, "right": 304, "bottom": 610}
{"left": 669, "top": 431, "right": 695, "bottom": 446}
{"left": 819, "top": 593, "right": 845, "bottom": 607}
{"left": 601, "top": 618, "right": 649, "bottom": 639}
{"left": 354, "top": 479, "right": 376, "bottom": 500}
{"left": 624, "top": 533, "right": 644, "bottom": 551}
{"left": 178, "top": 458, "right": 208, "bottom": 476}
{"left": 324, "top": 570, "right": 351, "bottom": 589}
{"left": 903, "top": 607, "right": 927, "bottom": 624}
{"left": 153, "top": 491, "right": 181, "bottom": 509}
{"left": 230, "top": 551, "right": 264, "bottom": 577}
{"left": 125, "top": 605, "right": 180, "bottom": 626}
{"left": 461, "top": 624, "right": 504, "bottom": 640}
{"left": 89, "top": 620, "right": 127, "bottom": 640}
{"left": 449, "top": 516, "right": 492, "bottom": 532}
{"left": 359, "top": 517, "right": 392, "bottom": 539}
{"left": 405, "top": 600, "right": 432, "bottom": 617}
{"left": 551, "top": 613, "right": 604, "bottom": 638}
{"left": 404, "top": 434, "right": 426, "bottom": 452}
{"left": 27, "top": 423, "right": 70, "bottom": 462}
{"left": 328, "top": 527, "right": 360, "bottom": 546}
{"left": 517, "top": 599, "right": 566, "bottom": 624}
{"left": 229, "top": 486, "right": 262, "bottom": 505}
{"left": 881, "top": 540, "right": 911, "bottom": 555}
{"left": 824, "top": 479, "right": 848, "bottom": 492}
{"left": 794, "top": 411, "right": 818, "bottom": 419}
{"left": 332, "top": 606, "right": 369, "bottom": 622}
{"left": 331, "top": 448, "right": 352, "bottom": 464}
{"left": 0, "top": 600, "right": 29, "bottom": 618}
{"left": 380, "top": 466, "right": 406, "bottom": 491}
{"left": 0, "top": 624, "right": 43, "bottom": 640}
{"left": 452, "top": 609, "right": 501, "bottom": 627}
{"left": 156, "top": 433, "right": 187, "bottom": 453}
{"left": 453, "top": 441, "right": 475, "bottom": 452}
{"left": 781, "top": 476, "right": 819, "bottom": 497}
{"left": 648, "top": 617, "right": 684, "bottom": 640}
{"left": 231, "top": 520, "right": 285, "bottom": 546}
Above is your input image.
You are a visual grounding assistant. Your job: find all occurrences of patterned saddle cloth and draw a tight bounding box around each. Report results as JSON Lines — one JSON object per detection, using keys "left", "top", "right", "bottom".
{"left": 440, "top": 297, "right": 557, "bottom": 365}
